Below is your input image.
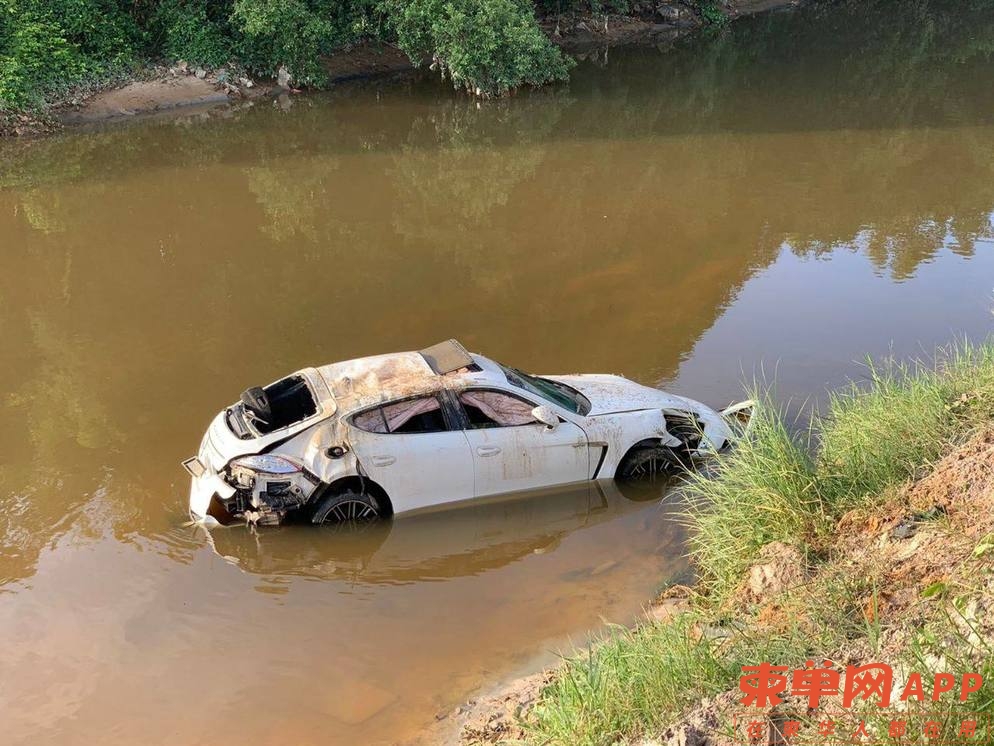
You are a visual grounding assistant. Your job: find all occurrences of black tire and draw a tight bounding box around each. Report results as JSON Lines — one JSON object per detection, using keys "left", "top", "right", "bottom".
{"left": 311, "top": 490, "right": 382, "bottom": 525}
{"left": 616, "top": 446, "right": 684, "bottom": 481}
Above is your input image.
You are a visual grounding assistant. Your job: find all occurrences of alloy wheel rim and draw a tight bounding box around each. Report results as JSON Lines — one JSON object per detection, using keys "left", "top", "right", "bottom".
{"left": 326, "top": 499, "right": 378, "bottom": 523}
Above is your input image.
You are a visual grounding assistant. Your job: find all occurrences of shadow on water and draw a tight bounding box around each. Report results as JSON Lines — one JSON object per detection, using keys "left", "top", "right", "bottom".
{"left": 204, "top": 479, "right": 674, "bottom": 586}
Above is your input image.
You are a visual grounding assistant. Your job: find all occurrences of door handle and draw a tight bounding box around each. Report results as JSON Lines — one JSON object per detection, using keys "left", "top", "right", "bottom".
{"left": 476, "top": 446, "right": 502, "bottom": 457}
{"left": 370, "top": 455, "right": 396, "bottom": 467}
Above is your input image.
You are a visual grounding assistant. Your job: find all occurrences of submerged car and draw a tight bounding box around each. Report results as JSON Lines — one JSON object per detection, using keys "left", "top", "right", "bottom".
{"left": 184, "top": 340, "right": 750, "bottom": 526}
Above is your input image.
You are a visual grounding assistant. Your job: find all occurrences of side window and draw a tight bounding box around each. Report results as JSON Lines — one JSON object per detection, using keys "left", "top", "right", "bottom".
{"left": 352, "top": 395, "right": 448, "bottom": 434}
{"left": 458, "top": 390, "right": 539, "bottom": 429}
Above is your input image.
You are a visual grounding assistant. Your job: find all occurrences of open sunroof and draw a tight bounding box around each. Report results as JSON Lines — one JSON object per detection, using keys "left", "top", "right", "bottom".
{"left": 419, "top": 339, "right": 475, "bottom": 374}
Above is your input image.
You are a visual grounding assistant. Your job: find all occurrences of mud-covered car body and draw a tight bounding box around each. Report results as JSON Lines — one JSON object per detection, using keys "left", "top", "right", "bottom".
{"left": 185, "top": 340, "right": 746, "bottom": 526}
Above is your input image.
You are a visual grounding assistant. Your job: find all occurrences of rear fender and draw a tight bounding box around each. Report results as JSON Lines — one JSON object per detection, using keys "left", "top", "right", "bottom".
{"left": 275, "top": 418, "right": 360, "bottom": 487}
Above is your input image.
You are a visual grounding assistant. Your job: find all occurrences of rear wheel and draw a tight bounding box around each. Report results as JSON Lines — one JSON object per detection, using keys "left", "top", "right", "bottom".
{"left": 617, "top": 446, "right": 684, "bottom": 480}
{"left": 311, "top": 490, "right": 382, "bottom": 525}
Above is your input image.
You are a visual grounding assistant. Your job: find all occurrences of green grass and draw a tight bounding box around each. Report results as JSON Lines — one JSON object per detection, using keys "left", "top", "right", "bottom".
{"left": 524, "top": 605, "right": 873, "bottom": 745}
{"left": 689, "top": 340, "right": 994, "bottom": 603}
{"left": 684, "top": 399, "right": 824, "bottom": 601}
{"left": 818, "top": 342, "right": 994, "bottom": 506}
{"left": 524, "top": 614, "right": 837, "bottom": 746}
{"left": 525, "top": 615, "right": 732, "bottom": 744}
{"left": 521, "top": 340, "right": 994, "bottom": 746}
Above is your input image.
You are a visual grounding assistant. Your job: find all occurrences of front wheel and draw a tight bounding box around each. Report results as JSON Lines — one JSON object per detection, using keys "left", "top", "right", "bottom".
{"left": 616, "top": 446, "right": 685, "bottom": 480}
{"left": 311, "top": 490, "right": 382, "bottom": 525}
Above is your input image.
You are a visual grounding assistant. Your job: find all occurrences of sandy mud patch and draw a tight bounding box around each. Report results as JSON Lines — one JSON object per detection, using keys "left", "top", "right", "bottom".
{"left": 59, "top": 76, "right": 235, "bottom": 124}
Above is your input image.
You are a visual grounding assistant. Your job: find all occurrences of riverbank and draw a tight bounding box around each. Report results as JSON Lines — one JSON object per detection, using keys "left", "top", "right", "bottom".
{"left": 452, "top": 342, "right": 994, "bottom": 745}
{"left": 0, "top": 0, "right": 808, "bottom": 137}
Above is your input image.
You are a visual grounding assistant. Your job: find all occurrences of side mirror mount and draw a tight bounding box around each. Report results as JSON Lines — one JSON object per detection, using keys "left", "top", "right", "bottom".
{"left": 532, "top": 405, "right": 560, "bottom": 431}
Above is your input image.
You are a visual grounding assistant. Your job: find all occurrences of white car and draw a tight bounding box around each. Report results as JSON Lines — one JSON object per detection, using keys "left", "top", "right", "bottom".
{"left": 184, "top": 340, "right": 750, "bottom": 526}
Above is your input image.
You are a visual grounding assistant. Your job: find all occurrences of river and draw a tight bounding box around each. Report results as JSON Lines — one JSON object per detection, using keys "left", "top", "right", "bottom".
{"left": 2, "top": 1, "right": 994, "bottom": 744}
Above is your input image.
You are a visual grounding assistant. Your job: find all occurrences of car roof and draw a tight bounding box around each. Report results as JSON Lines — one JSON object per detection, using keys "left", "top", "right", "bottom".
{"left": 313, "top": 340, "right": 506, "bottom": 413}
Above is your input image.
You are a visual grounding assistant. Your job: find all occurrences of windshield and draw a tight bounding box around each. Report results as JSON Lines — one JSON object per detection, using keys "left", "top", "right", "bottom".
{"left": 497, "top": 363, "right": 591, "bottom": 415}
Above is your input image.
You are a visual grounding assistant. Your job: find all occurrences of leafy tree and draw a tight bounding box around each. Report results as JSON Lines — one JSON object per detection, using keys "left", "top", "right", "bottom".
{"left": 0, "top": 0, "right": 139, "bottom": 107}
{"left": 148, "top": 0, "right": 234, "bottom": 67}
{"left": 390, "top": 0, "right": 572, "bottom": 95}
{"left": 230, "top": 0, "right": 340, "bottom": 85}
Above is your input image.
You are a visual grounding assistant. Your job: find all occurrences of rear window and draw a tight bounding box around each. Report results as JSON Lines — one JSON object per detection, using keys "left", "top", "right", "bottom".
{"left": 249, "top": 375, "right": 318, "bottom": 434}
{"left": 352, "top": 396, "right": 448, "bottom": 434}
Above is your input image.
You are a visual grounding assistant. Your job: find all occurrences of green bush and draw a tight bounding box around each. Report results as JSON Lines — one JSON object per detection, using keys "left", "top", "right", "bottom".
{"left": 533, "top": 0, "right": 630, "bottom": 12}
{"left": 0, "top": 0, "right": 139, "bottom": 108}
{"left": 698, "top": 1, "right": 729, "bottom": 25}
{"left": 149, "top": 0, "right": 234, "bottom": 67}
{"left": 390, "top": 0, "right": 572, "bottom": 96}
{"left": 49, "top": 0, "right": 140, "bottom": 60}
{"left": 231, "top": 0, "right": 340, "bottom": 85}
{"left": 0, "top": 14, "right": 86, "bottom": 107}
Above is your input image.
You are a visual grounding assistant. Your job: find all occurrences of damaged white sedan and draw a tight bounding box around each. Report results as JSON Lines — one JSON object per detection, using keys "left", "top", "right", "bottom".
{"left": 184, "top": 340, "right": 750, "bottom": 526}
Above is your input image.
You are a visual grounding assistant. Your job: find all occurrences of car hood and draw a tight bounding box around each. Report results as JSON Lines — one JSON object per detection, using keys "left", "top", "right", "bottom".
{"left": 545, "top": 374, "right": 702, "bottom": 416}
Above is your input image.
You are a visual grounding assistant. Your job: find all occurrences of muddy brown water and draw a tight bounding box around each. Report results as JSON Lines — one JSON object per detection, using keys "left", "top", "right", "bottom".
{"left": 3, "top": 2, "right": 994, "bottom": 744}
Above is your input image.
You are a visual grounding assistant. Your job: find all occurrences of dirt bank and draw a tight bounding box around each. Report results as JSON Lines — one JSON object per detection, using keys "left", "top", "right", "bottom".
{"left": 453, "top": 428, "right": 994, "bottom": 745}
{"left": 56, "top": 40, "right": 419, "bottom": 127}
{"left": 59, "top": 75, "right": 235, "bottom": 125}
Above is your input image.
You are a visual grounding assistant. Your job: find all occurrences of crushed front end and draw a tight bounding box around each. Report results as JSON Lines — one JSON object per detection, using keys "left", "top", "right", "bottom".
{"left": 187, "top": 453, "right": 322, "bottom": 526}
{"left": 222, "top": 455, "right": 321, "bottom": 525}
{"left": 185, "top": 371, "right": 332, "bottom": 526}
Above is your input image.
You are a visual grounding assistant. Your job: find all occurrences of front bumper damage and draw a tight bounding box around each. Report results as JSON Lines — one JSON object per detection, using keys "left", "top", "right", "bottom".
{"left": 188, "top": 468, "right": 235, "bottom": 521}
{"left": 720, "top": 399, "right": 755, "bottom": 436}
{"left": 186, "top": 458, "right": 320, "bottom": 527}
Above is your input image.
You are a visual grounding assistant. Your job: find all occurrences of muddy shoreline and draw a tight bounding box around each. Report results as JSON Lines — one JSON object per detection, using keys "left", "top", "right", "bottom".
{"left": 425, "top": 587, "right": 694, "bottom": 743}
{"left": 1, "top": 0, "right": 808, "bottom": 138}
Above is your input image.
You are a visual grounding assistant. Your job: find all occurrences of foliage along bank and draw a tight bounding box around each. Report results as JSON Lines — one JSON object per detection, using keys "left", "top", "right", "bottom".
{"left": 0, "top": 0, "right": 646, "bottom": 111}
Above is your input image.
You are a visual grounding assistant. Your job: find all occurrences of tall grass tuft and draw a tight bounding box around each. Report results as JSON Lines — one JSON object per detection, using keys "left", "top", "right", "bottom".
{"left": 820, "top": 341, "right": 994, "bottom": 505}
{"left": 683, "top": 397, "right": 824, "bottom": 600}
{"left": 688, "top": 341, "right": 994, "bottom": 604}
{"left": 525, "top": 615, "right": 734, "bottom": 746}
{"left": 820, "top": 358, "right": 959, "bottom": 506}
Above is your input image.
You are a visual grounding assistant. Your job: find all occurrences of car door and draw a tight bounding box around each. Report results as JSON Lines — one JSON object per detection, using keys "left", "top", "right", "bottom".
{"left": 346, "top": 394, "right": 475, "bottom": 513}
{"left": 454, "top": 388, "right": 590, "bottom": 498}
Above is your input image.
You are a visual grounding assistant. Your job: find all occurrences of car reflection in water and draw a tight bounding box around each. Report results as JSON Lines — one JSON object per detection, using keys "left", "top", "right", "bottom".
{"left": 202, "top": 477, "right": 685, "bottom": 587}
